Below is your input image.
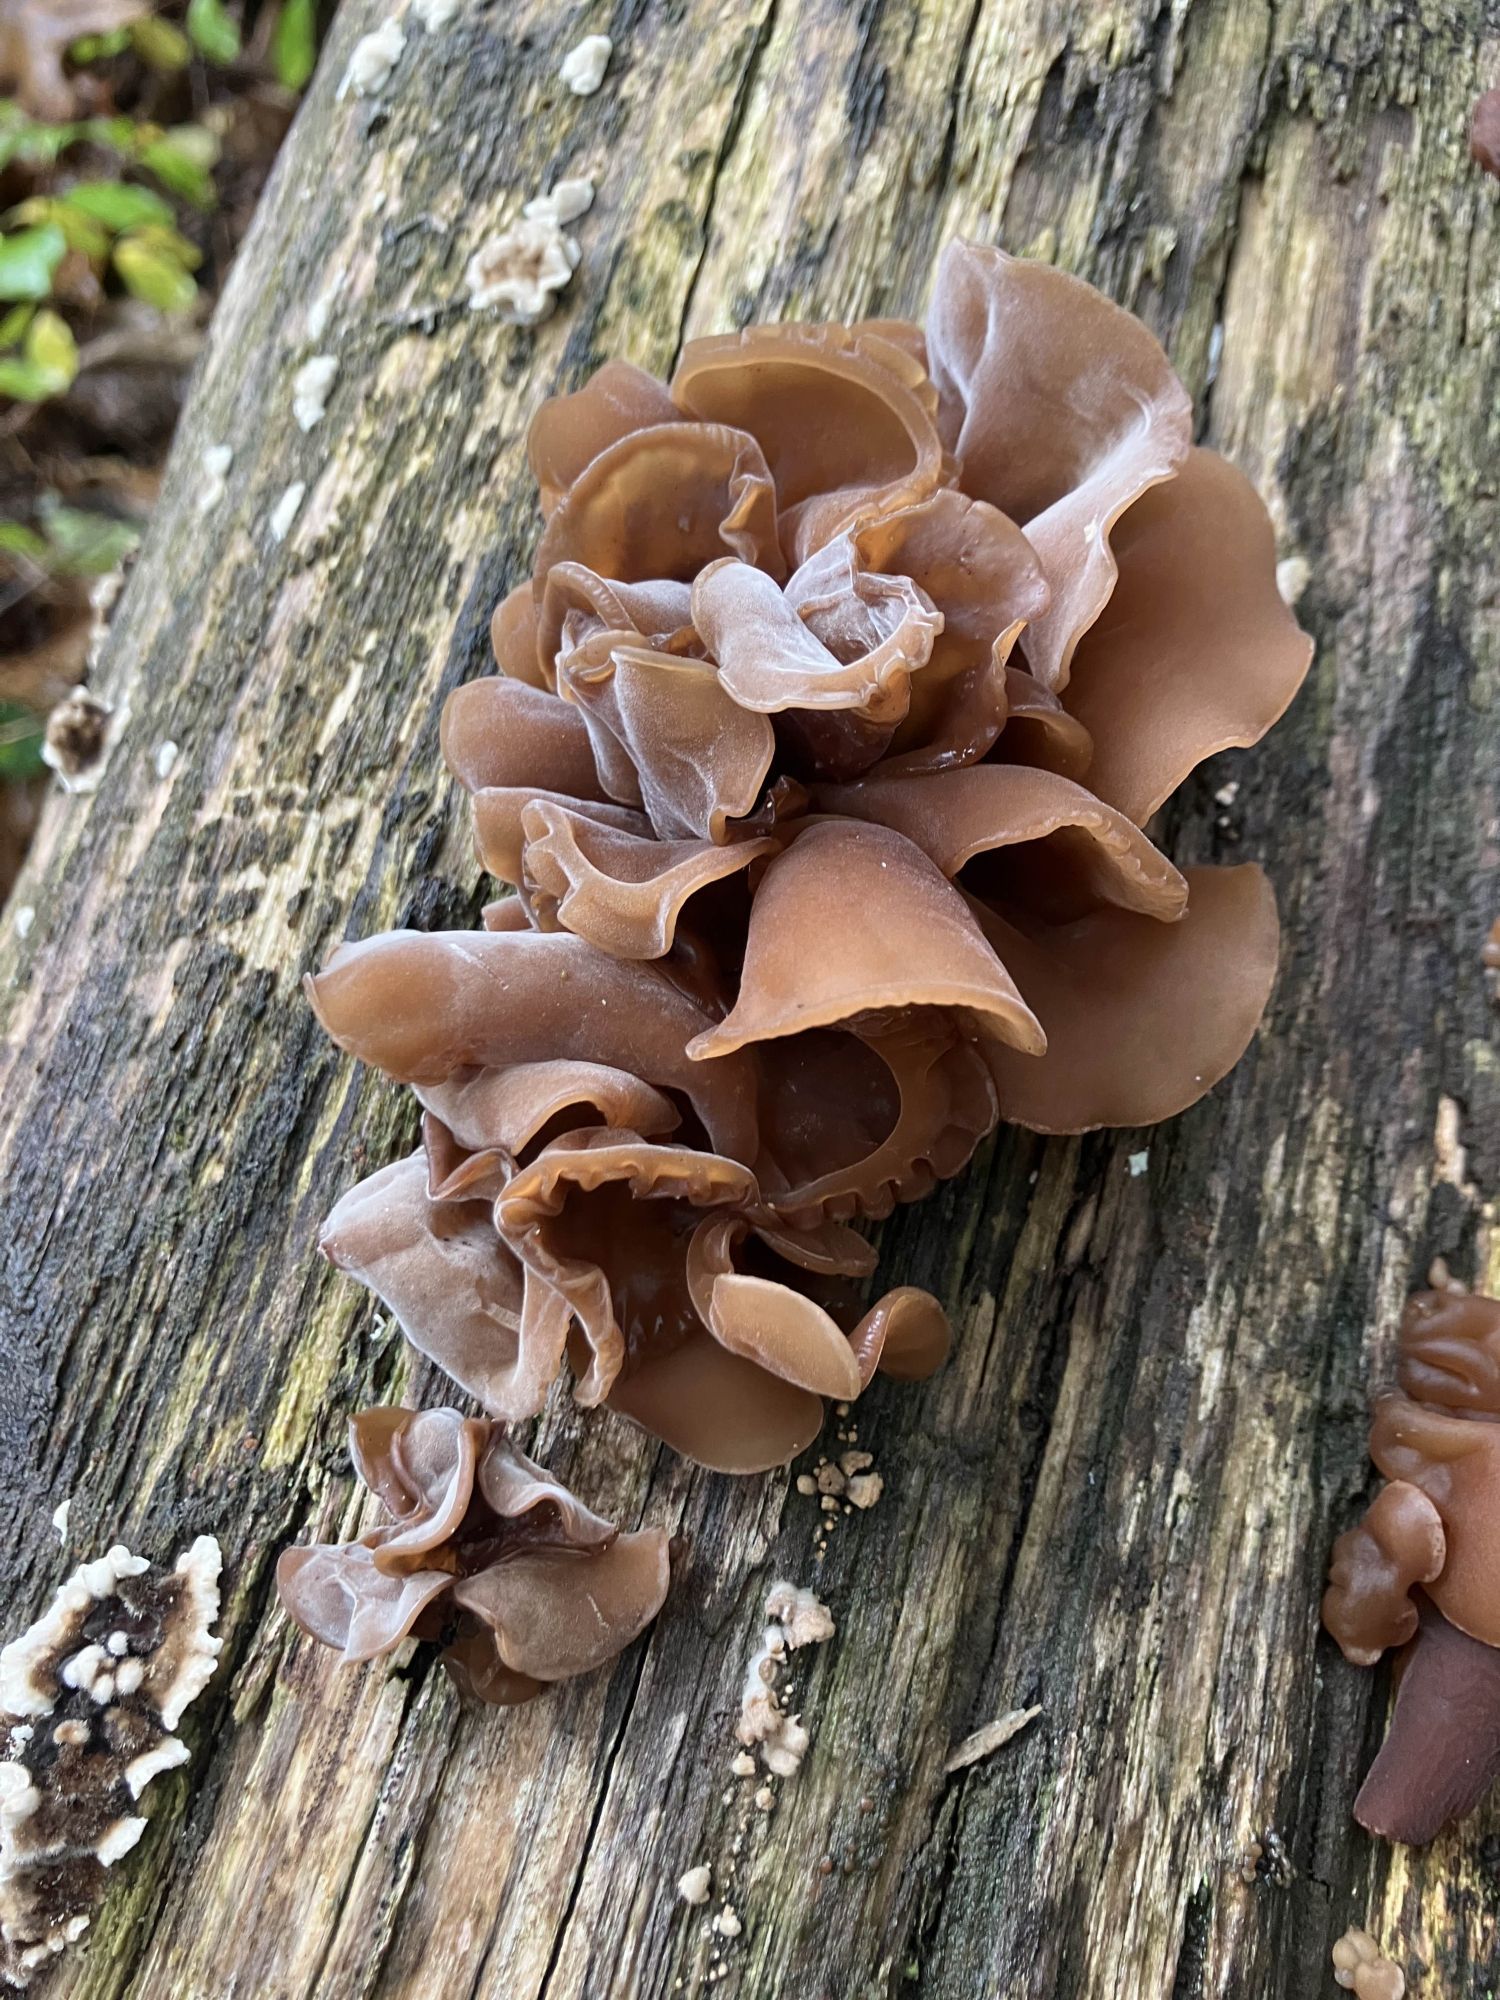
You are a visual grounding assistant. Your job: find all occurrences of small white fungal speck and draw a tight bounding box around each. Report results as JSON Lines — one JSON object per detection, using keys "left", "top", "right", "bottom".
{"left": 730, "top": 1751, "right": 756, "bottom": 1777}
{"left": 753, "top": 1784, "right": 774, "bottom": 1811}
{"left": 465, "top": 218, "right": 580, "bottom": 323}
{"left": 713, "top": 1905, "right": 742, "bottom": 1940}
{"left": 292, "top": 355, "right": 338, "bottom": 432}
{"left": 198, "top": 444, "right": 232, "bottom": 514}
{"left": 14, "top": 904, "right": 35, "bottom": 941}
{"left": 50, "top": 1498, "right": 68, "bottom": 1540}
{"left": 523, "top": 177, "right": 595, "bottom": 226}
{"left": 677, "top": 1864, "right": 711, "bottom": 1905}
{"left": 1214, "top": 781, "right": 1240, "bottom": 807}
{"left": 846, "top": 1472, "right": 883, "bottom": 1510}
{"left": 414, "top": 0, "right": 460, "bottom": 23}
{"left": 1127, "top": 1151, "right": 1150, "bottom": 1177}
{"left": 794, "top": 1473, "right": 816, "bottom": 1496}
{"left": 339, "top": 17, "right": 406, "bottom": 99}
{"left": 559, "top": 32, "right": 611, "bottom": 93}
{"left": 269, "top": 481, "right": 306, "bottom": 543}
{"left": 1276, "top": 554, "right": 1310, "bottom": 606}
{"left": 154, "top": 741, "right": 179, "bottom": 780}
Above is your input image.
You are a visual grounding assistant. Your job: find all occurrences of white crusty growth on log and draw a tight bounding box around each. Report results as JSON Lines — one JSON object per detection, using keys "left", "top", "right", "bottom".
{"left": 736, "top": 1582, "right": 834, "bottom": 1778}
{"left": 0, "top": 1537, "right": 223, "bottom": 1989}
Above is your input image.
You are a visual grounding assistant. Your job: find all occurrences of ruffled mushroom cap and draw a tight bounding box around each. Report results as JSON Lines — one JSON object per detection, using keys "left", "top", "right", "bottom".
{"left": 305, "top": 928, "right": 758, "bottom": 1163}
{"left": 307, "top": 239, "right": 1311, "bottom": 1470}
{"left": 276, "top": 1408, "right": 670, "bottom": 1705}
{"left": 1322, "top": 1288, "right": 1500, "bottom": 1843}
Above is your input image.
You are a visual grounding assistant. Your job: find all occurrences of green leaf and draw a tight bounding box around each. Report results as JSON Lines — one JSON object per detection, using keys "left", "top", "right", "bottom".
{"left": 37, "top": 501, "right": 139, "bottom": 575}
{"left": 64, "top": 181, "right": 175, "bottom": 232}
{"left": 187, "top": 0, "right": 242, "bottom": 63}
{"left": 0, "top": 310, "right": 79, "bottom": 403}
{"left": 28, "top": 311, "right": 77, "bottom": 387}
{"left": 0, "top": 108, "right": 82, "bottom": 172}
{"left": 0, "top": 304, "right": 35, "bottom": 349}
{"left": 0, "top": 703, "right": 45, "bottom": 783}
{"left": 0, "top": 226, "right": 66, "bottom": 303}
{"left": 10, "top": 197, "right": 109, "bottom": 262}
{"left": 139, "top": 128, "right": 218, "bottom": 207}
{"left": 272, "top": 0, "right": 318, "bottom": 89}
{"left": 130, "top": 16, "right": 192, "bottom": 70}
{"left": 0, "top": 524, "right": 48, "bottom": 559}
{"left": 69, "top": 27, "right": 133, "bottom": 62}
{"left": 113, "top": 234, "right": 198, "bottom": 311}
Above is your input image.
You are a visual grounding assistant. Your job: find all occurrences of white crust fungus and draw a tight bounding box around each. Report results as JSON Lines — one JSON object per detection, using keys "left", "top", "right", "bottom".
{"left": 292, "top": 355, "right": 338, "bottom": 432}
{"left": 0, "top": 1537, "right": 223, "bottom": 1988}
{"left": 559, "top": 33, "right": 611, "bottom": 94}
{"left": 465, "top": 219, "right": 581, "bottom": 324}
{"left": 339, "top": 18, "right": 407, "bottom": 100}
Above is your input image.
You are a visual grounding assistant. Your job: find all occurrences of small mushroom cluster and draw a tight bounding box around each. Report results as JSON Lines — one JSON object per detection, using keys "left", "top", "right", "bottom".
{"left": 1323, "top": 1285, "right": 1500, "bottom": 1843}
{"left": 306, "top": 239, "right": 1310, "bottom": 1486}
{"left": 278, "top": 1409, "right": 669, "bottom": 1705}
{"left": 0, "top": 1539, "right": 222, "bottom": 1988}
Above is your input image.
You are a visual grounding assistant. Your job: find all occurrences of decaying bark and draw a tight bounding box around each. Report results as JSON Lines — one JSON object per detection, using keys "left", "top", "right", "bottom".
{"left": 1, "top": 1, "right": 1498, "bottom": 1994}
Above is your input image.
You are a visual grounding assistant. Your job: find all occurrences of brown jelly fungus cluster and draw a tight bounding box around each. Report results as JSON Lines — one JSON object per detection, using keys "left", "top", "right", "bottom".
{"left": 1324, "top": 1287, "right": 1500, "bottom": 1844}
{"left": 286, "top": 241, "right": 1309, "bottom": 1693}
{"left": 278, "top": 1410, "right": 669, "bottom": 1706}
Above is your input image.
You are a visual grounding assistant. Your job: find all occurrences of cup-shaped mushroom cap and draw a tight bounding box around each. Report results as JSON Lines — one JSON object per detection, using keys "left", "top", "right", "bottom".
{"left": 537, "top": 562, "right": 696, "bottom": 682}
{"left": 473, "top": 789, "right": 652, "bottom": 885}
{"left": 757, "top": 1019, "right": 998, "bottom": 1228}
{"left": 441, "top": 676, "right": 605, "bottom": 799}
{"left": 276, "top": 1409, "right": 671, "bottom": 1702}
{"left": 671, "top": 320, "right": 948, "bottom": 556}
{"left": 1395, "top": 1289, "right": 1500, "bottom": 1413}
{"left": 491, "top": 581, "right": 549, "bottom": 688}
{"left": 305, "top": 929, "right": 758, "bottom": 1163}
{"left": 351, "top": 1405, "right": 487, "bottom": 1564}
{"left": 691, "top": 555, "right": 940, "bottom": 729}
{"left": 686, "top": 821, "right": 1046, "bottom": 1062}
{"left": 554, "top": 633, "right": 776, "bottom": 839}
{"left": 1370, "top": 1390, "right": 1500, "bottom": 1649}
{"left": 1062, "top": 447, "right": 1315, "bottom": 824}
{"left": 1323, "top": 1479, "right": 1447, "bottom": 1667}
{"left": 1353, "top": 1598, "right": 1500, "bottom": 1847}
{"left": 276, "top": 1544, "right": 452, "bottom": 1664}
{"left": 415, "top": 1059, "right": 680, "bottom": 1161}
{"left": 534, "top": 421, "right": 783, "bottom": 595}
{"left": 990, "top": 668, "right": 1094, "bottom": 782}
{"left": 497, "top": 799, "right": 777, "bottom": 960}
{"left": 926, "top": 240, "right": 1193, "bottom": 690}
{"left": 321, "top": 1156, "right": 551, "bottom": 1420}
{"left": 706, "top": 1272, "right": 950, "bottom": 1398}
{"left": 972, "top": 864, "right": 1280, "bottom": 1132}
{"left": 604, "top": 1329, "right": 826, "bottom": 1473}
{"left": 452, "top": 1528, "right": 670, "bottom": 1683}
{"left": 817, "top": 765, "right": 1188, "bottom": 926}
{"left": 527, "top": 357, "right": 680, "bottom": 516}
{"left": 848, "top": 1284, "right": 953, "bottom": 1383}
{"left": 853, "top": 489, "right": 1049, "bottom": 696}
{"left": 495, "top": 1131, "right": 761, "bottom": 1405}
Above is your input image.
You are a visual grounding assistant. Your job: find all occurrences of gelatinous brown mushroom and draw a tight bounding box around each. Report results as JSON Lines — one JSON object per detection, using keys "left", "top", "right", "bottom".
{"left": 277, "top": 1409, "right": 670, "bottom": 1704}
{"left": 1322, "top": 1287, "right": 1500, "bottom": 1842}
{"left": 305, "top": 239, "right": 1310, "bottom": 1471}
{"left": 1472, "top": 87, "right": 1500, "bottom": 181}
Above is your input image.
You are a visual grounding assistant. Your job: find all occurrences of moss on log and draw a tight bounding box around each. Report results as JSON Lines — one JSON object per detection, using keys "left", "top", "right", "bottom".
{"left": 2, "top": 0, "right": 1499, "bottom": 1994}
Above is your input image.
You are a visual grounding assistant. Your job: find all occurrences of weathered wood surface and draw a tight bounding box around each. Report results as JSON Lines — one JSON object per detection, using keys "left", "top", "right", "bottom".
{"left": 2, "top": 0, "right": 1499, "bottom": 1994}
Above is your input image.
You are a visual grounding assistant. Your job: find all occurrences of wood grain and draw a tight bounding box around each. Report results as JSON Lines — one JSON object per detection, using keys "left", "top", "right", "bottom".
{"left": 2, "top": 1, "right": 1498, "bottom": 1994}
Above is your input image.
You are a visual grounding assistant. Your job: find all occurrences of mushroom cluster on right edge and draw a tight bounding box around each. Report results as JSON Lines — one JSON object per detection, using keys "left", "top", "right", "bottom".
{"left": 1323, "top": 1284, "right": 1500, "bottom": 1844}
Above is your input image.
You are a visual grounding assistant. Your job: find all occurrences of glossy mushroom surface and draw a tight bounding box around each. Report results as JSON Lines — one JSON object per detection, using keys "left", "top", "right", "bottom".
{"left": 1323, "top": 1288, "right": 1500, "bottom": 1842}
{"left": 306, "top": 240, "right": 1309, "bottom": 1469}
{"left": 276, "top": 1408, "right": 670, "bottom": 1704}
